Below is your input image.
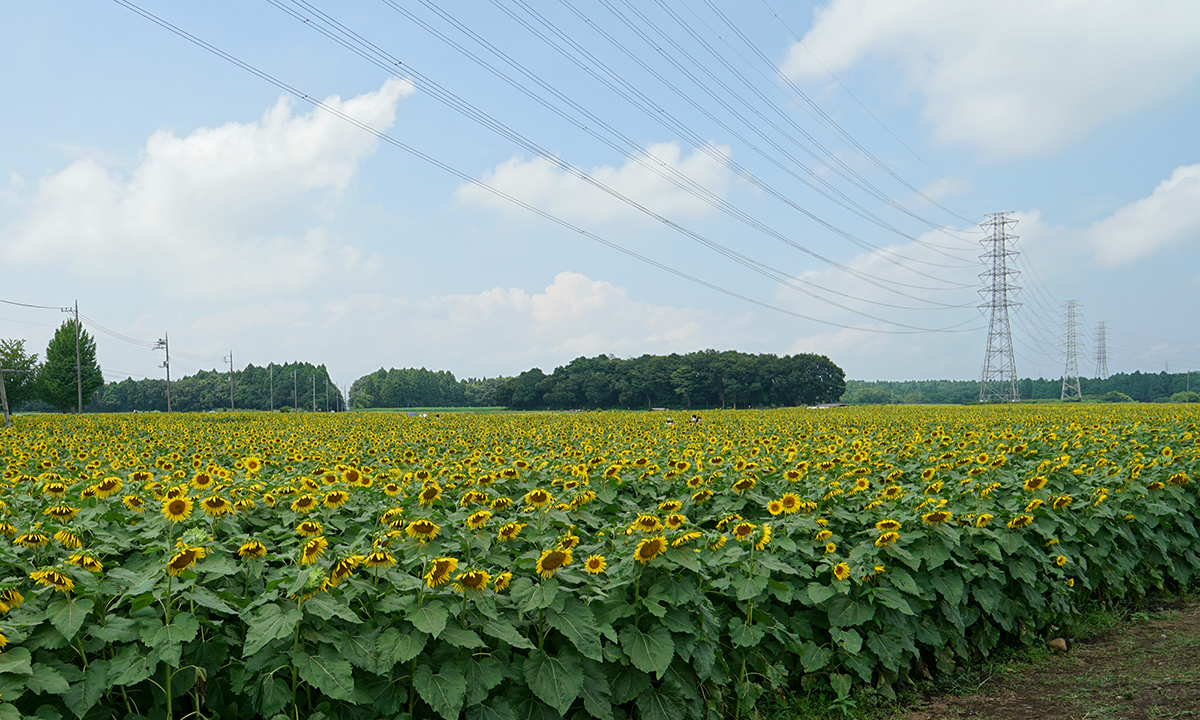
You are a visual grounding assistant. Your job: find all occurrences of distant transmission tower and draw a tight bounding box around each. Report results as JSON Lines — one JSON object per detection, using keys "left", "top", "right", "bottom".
{"left": 1060, "top": 301, "right": 1083, "bottom": 400}
{"left": 978, "top": 212, "right": 1021, "bottom": 402}
{"left": 1094, "top": 321, "right": 1109, "bottom": 380}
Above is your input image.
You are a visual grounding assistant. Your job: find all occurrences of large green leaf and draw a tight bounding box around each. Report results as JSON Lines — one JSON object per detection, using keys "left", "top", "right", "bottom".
{"left": 440, "top": 621, "right": 485, "bottom": 649}
{"left": 148, "top": 612, "right": 200, "bottom": 667}
{"left": 377, "top": 626, "right": 427, "bottom": 671}
{"left": 465, "top": 696, "right": 517, "bottom": 720}
{"left": 867, "top": 631, "right": 904, "bottom": 671}
{"left": 459, "top": 654, "right": 504, "bottom": 705}
{"left": 619, "top": 624, "right": 674, "bottom": 677}
{"left": 0, "top": 704, "right": 18, "bottom": 720}
{"left": 87, "top": 615, "right": 139, "bottom": 643}
{"left": 728, "top": 622, "right": 765, "bottom": 648}
{"left": 408, "top": 602, "right": 449, "bottom": 638}
{"left": 635, "top": 682, "right": 684, "bottom": 720}
{"left": 62, "top": 658, "right": 108, "bottom": 719}
{"left": 482, "top": 619, "right": 535, "bottom": 650}
{"left": 107, "top": 645, "right": 156, "bottom": 687}
{"left": 25, "top": 663, "right": 70, "bottom": 695}
{"left": 413, "top": 663, "right": 468, "bottom": 720}
{"left": 243, "top": 603, "right": 302, "bottom": 657}
{"left": 48, "top": 598, "right": 93, "bottom": 641}
{"left": 260, "top": 675, "right": 291, "bottom": 718}
{"left": 579, "top": 660, "right": 614, "bottom": 720}
{"left": 341, "top": 632, "right": 381, "bottom": 674}
{"left": 872, "top": 587, "right": 916, "bottom": 616}
{"left": 0, "top": 648, "right": 32, "bottom": 675}
{"left": 827, "top": 597, "right": 875, "bottom": 627}
{"left": 806, "top": 582, "right": 837, "bottom": 606}
{"left": 303, "top": 594, "right": 361, "bottom": 623}
{"left": 293, "top": 649, "right": 356, "bottom": 702}
{"left": 798, "top": 641, "right": 832, "bottom": 672}
{"left": 182, "top": 586, "right": 237, "bottom": 615}
{"left": 830, "top": 627, "right": 863, "bottom": 654}
{"left": 523, "top": 649, "right": 582, "bottom": 716}
{"left": 546, "top": 600, "right": 602, "bottom": 661}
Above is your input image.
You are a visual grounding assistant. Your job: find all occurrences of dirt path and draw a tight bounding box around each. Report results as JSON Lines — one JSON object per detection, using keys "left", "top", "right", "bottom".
{"left": 902, "top": 601, "right": 1200, "bottom": 720}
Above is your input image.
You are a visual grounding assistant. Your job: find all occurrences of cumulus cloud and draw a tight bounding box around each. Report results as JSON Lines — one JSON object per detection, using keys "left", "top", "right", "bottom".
{"left": 1085, "top": 164, "right": 1200, "bottom": 266}
{"left": 1, "top": 78, "right": 413, "bottom": 297}
{"left": 781, "top": 0, "right": 1200, "bottom": 159}
{"left": 456, "top": 142, "right": 733, "bottom": 223}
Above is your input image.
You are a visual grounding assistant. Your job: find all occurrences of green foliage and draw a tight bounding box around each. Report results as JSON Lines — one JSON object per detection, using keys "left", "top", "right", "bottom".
{"left": 349, "top": 367, "right": 505, "bottom": 409}
{"left": 38, "top": 320, "right": 103, "bottom": 413}
{"left": 1100, "top": 391, "right": 1134, "bottom": 403}
{"left": 0, "top": 338, "right": 39, "bottom": 411}
{"left": 94, "top": 362, "right": 342, "bottom": 412}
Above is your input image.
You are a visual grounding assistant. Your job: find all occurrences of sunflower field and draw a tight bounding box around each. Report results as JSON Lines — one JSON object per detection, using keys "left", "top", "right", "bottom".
{"left": 0, "top": 405, "right": 1197, "bottom": 720}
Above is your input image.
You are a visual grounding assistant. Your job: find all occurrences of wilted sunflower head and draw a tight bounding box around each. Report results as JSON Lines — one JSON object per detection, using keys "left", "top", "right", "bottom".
{"left": 732, "top": 522, "right": 757, "bottom": 541}
{"left": 425, "top": 557, "right": 459, "bottom": 587}
{"left": 634, "top": 537, "right": 666, "bottom": 564}
{"left": 300, "top": 536, "right": 328, "bottom": 565}
{"left": 238, "top": 540, "right": 267, "bottom": 559}
{"left": 536, "top": 549, "right": 572, "bottom": 578}
{"left": 455, "top": 569, "right": 491, "bottom": 591}
{"left": 296, "top": 520, "right": 323, "bottom": 537}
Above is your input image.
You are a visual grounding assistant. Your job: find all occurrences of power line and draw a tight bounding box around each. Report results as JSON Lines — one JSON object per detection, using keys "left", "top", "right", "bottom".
{"left": 108, "top": 0, "right": 984, "bottom": 335}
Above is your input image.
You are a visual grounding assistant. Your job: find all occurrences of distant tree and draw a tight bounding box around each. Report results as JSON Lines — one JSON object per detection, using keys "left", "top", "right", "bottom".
{"left": 38, "top": 320, "right": 103, "bottom": 413}
{"left": 1171, "top": 391, "right": 1200, "bottom": 403}
{"left": 1099, "top": 391, "right": 1134, "bottom": 403}
{"left": 1, "top": 338, "right": 40, "bottom": 410}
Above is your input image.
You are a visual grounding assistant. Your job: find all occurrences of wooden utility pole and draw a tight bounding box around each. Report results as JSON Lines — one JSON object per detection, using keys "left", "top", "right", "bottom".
{"left": 74, "top": 300, "right": 82, "bottom": 414}
{"left": 223, "top": 351, "right": 234, "bottom": 410}
{"left": 155, "top": 332, "right": 171, "bottom": 412}
{"left": 0, "top": 367, "right": 12, "bottom": 429}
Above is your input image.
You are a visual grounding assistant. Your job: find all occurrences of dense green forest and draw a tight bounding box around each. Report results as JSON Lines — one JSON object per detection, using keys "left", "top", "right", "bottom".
{"left": 90, "top": 362, "right": 342, "bottom": 413}
{"left": 842, "top": 371, "right": 1199, "bottom": 404}
{"left": 349, "top": 368, "right": 506, "bottom": 409}
{"left": 490, "top": 351, "right": 845, "bottom": 410}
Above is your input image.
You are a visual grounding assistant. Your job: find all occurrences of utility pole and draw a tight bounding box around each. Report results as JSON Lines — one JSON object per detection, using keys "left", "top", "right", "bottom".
{"left": 269, "top": 363, "right": 274, "bottom": 411}
{"left": 978, "top": 213, "right": 1021, "bottom": 402}
{"left": 155, "top": 332, "right": 171, "bottom": 412}
{"left": 74, "top": 301, "right": 82, "bottom": 413}
{"left": 0, "top": 367, "right": 12, "bottom": 429}
{"left": 1094, "top": 321, "right": 1109, "bottom": 381}
{"left": 1060, "top": 301, "right": 1083, "bottom": 400}
{"left": 223, "top": 351, "right": 235, "bottom": 410}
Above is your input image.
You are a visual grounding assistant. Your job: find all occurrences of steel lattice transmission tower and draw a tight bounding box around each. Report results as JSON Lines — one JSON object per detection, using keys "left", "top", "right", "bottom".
{"left": 1060, "top": 300, "right": 1083, "bottom": 400}
{"left": 1094, "top": 321, "right": 1109, "bottom": 380}
{"left": 978, "top": 212, "right": 1022, "bottom": 402}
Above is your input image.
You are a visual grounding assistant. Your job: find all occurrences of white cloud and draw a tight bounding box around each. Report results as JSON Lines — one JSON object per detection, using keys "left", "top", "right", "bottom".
{"left": 1, "top": 78, "right": 413, "bottom": 298}
{"left": 456, "top": 142, "right": 733, "bottom": 223}
{"left": 1086, "top": 164, "right": 1200, "bottom": 266}
{"left": 782, "top": 1, "right": 1200, "bottom": 159}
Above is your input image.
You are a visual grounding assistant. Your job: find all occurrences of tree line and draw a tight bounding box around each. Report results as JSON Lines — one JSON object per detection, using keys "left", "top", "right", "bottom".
{"left": 842, "top": 371, "right": 1200, "bottom": 404}
{"left": 2, "top": 322, "right": 343, "bottom": 413}
{"left": 349, "top": 368, "right": 506, "bottom": 409}
{"left": 490, "top": 350, "right": 845, "bottom": 410}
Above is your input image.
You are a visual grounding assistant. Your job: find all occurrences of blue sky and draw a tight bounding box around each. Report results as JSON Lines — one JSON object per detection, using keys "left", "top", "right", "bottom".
{"left": 3, "top": 0, "right": 1199, "bottom": 390}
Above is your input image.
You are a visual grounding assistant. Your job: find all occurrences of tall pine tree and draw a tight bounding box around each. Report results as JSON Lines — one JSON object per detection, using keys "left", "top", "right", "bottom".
{"left": 39, "top": 320, "right": 103, "bottom": 413}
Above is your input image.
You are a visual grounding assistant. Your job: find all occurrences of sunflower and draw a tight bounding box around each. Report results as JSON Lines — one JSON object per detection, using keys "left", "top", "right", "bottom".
{"left": 0, "top": 523, "right": 15, "bottom": 537}
{"left": 833, "top": 562, "right": 851, "bottom": 581}
{"left": 43, "top": 481, "right": 68, "bottom": 498}
{"left": 44, "top": 505, "right": 78, "bottom": 521}
{"left": 658, "top": 500, "right": 683, "bottom": 513}
{"left": 129, "top": 470, "right": 153, "bottom": 483}
{"left": 53, "top": 530, "right": 82, "bottom": 549}
{"left": 14, "top": 532, "right": 49, "bottom": 548}
{"left": 161, "top": 495, "right": 193, "bottom": 523}
{"left": 323, "top": 490, "right": 349, "bottom": 509}
{"left": 631, "top": 514, "right": 665, "bottom": 534}
{"left": 466, "top": 510, "right": 492, "bottom": 530}
{"left": 784, "top": 469, "right": 802, "bottom": 482}
{"left": 875, "top": 519, "right": 902, "bottom": 532}
{"left": 167, "top": 545, "right": 207, "bottom": 576}
{"left": 1055, "top": 555, "right": 1068, "bottom": 567}
{"left": 1023, "top": 476, "right": 1048, "bottom": 492}
{"left": 582, "top": 555, "right": 607, "bottom": 574}
{"left": 493, "top": 571, "right": 513, "bottom": 592}
{"left": 92, "top": 478, "right": 120, "bottom": 498}
{"left": 558, "top": 534, "right": 581, "bottom": 551}
{"left": 363, "top": 550, "right": 396, "bottom": 570}
{"left": 731, "top": 476, "right": 756, "bottom": 493}
{"left": 383, "top": 482, "right": 402, "bottom": 497}
{"left": 1168, "top": 472, "right": 1190, "bottom": 486}
{"left": 424, "top": 557, "right": 459, "bottom": 588}
{"left": 881, "top": 485, "right": 904, "bottom": 500}
{"left": 238, "top": 540, "right": 267, "bottom": 559}
{"left": 766, "top": 500, "right": 784, "bottom": 516}
{"left": 824, "top": 542, "right": 838, "bottom": 554}
{"left": 536, "top": 549, "right": 572, "bottom": 578}
{"left": 290, "top": 495, "right": 318, "bottom": 513}
{"left": 296, "top": 520, "right": 323, "bottom": 537}
{"left": 192, "top": 472, "right": 215, "bottom": 491}
{"left": 122, "top": 495, "right": 146, "bottom": 513}
{"left": 875, "top": 531, "right": 900, "bottom": 547}
{"left": 300, "top": 536, "right": 328, "bottom": 565}
{"left": 1007, "top": 514, "right": 1034, "bottom": 529}
{"left": 454, "top": 569, "right": 491, "bottom": 592}
{"left": 491, "top": 497, "right": 513, "bottom": 511}
{"left": 671, "top": 531, "right": 702, "bottom": 547}
{"left": 755, "top": 524, "right": 772, "bottom": 551}
{"left": 731, "top": 522, "right": 757, "bottom": 541}
{"left": 201, "top": 495, "right": 234, "bottom": 518}
{"left": 1024, "top": 499, "right": 1044, "bottom": 513}
{"left": 66, "top": 554, "right": 104, "bottom": 573}
{"left": 524, "top": 488, "right": 553, "bottom": 508}
{"left": 921, "top": 510, "right": 952, "bottom": 525}
{"left": 243, "top": 457, "right": 263, "bottom": 473}
{"left": 30, "top": 567, "right": 74, "bottom": 593}
{"left": 329, "top": 554, "right": 364, "bottom": 583}
{"left": 664, "top": 514, "right": 687, "bottom": 530}
{"left": 634, "top": 537, "right": 667, "bottom": 564}
{"left": 691, "top": 489, "right": 714, "bottom": 504}
{"left": 1052, "top": 495, "right": 1073, "bottom": 509}
{"left": 417, "top": 483, "right": 442, "bottom": 507}
{"left": 975, "top": 513, "right": 994, "bottom": 527}
{"left": 496, "top": 521, "right": 525, "bottom": 542}
{"left": 708, "top": 534, "right": 728, "bottom": 551}
{"left": 234, "top": 498, "right": 256, "bottom": 513}
{"left": 0, "top": 589, "right": 25, "bottom": 609}
{"left": 406, "top": 519, "right": 441, "bottom": 543}
{"left": 342, "top": 468, "right": 362, "bottom": 485}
